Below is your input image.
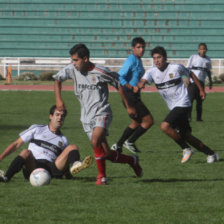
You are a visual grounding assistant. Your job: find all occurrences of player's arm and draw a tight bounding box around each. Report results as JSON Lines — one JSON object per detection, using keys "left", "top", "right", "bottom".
{"left": 118, "top": 86, "right": 137, "bottom": 117}
{"left": 206, "top": 70, "right": 212, "bottom": 89}
{"left": 138, "top": 78, "right": 147, "bottom": 89}
{"left": 54, "top": 80, "right": 66, "bottom": 111}
{"left": 0, "top": 137, "right": 24, "bottom": 162}
{"left": 190, "top": 71, "right": 206, "bottom": 100}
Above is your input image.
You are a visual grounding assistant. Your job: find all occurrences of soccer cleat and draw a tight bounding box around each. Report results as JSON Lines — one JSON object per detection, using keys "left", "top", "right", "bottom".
{"left": 130, "top": 155, "right": 143, "bottom": 177}
{"left": 70, "top": 155, "right": 93, "bottom": 174}
{"left": 96, "top": 175, "right": 107, "bottom": 185}
{"left": 181, "top": 148, "right": 194, "bottom": 163}
{"left": 207, "top": 153, "right": 219, "bottom": 164}
{"left": 123, "top": 140, "right": 141, "bottom": 153}
{"left": 0, "top": 170, "right": 8, "bottom": 182}
{"left": 111, "top": 143, "right": 122, "bottom": 152}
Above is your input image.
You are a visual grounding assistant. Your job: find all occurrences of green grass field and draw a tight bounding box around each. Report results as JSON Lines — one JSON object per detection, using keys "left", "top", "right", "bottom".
{"left": 0, "top": 91, "right": 224, "bottom": 224}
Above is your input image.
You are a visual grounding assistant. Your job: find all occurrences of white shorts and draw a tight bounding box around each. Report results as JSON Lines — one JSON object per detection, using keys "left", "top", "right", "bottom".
{"left": 82, "top": 113, "right": 112, "bottom": 140}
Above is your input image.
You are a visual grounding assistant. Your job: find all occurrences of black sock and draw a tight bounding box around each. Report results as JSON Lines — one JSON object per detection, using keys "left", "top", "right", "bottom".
{"left": 128, "top": 126, "right": 148, "bottom": 143}
{"left": 5, "top": 155, "right": 26, "bottom": 181}
{"left": 117, "top": 127, "right": 136, "bottom": 147}
{"left": 68, "top": 150, "right": 80, "bottom": 165}
{"left": 197, "top": 145, "right": 215, "bottom": 155}
{"left": 175, "top": 139, "right": 190, "bottom": 150}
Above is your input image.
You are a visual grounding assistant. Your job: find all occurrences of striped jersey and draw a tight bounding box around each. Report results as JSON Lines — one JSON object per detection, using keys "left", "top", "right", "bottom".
{"left": 186, "top": 54, "right": 212, "bottom": 83}
{"left": 53, "top": 63, "right": 120, "bottom": 124}
{"left": 142, "top": 63, "right": 191, "bottom": 110}
{"left": 19, "top": 124, "right": 69, "bottom": 162}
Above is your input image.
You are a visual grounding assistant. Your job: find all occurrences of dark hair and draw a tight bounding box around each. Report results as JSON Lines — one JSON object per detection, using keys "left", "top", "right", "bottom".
{"left": 49, "top": 105, "right": 67, "bottom": 117}
{"left": 151, "top": 46, "right": 167, "bottom": 59}
{"left": 69, "top": 43, "right": 90, "bottom": 58}
{"left": 198, "top": 43, "right": 208, "bottom": 50}
{"left": 132, "top": 37, "right": 145, "bottom": 47}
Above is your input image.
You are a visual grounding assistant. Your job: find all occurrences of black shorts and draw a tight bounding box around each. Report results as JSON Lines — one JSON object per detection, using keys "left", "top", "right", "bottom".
{"left": 188, "top": 81, "right": 205, "bottom": 102}
{"left": 123, "top": 91, "right": 151, "bottom": 123}
{"left": 22, "top": 159, "right": 66, "bottom": 180}
{"left": 164, "top": 107, "right": 192, "bottom": 137}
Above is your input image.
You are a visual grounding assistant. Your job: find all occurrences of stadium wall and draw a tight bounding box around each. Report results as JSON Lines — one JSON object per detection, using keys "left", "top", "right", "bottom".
{"left": 0, "top": 0, "right": 224, "bottom": 58}
{"left": 0, "top": 0, "right": 224, "bottom": 77}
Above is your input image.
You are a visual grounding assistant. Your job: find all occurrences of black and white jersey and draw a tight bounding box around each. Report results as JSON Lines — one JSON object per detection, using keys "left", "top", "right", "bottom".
{"left": 19, "top": 124, "right": 69, "bottom": 162}
{"left": 53, "top": 63, "right": 120, "bottom": 124}
{"left": 186, "top": 54, "right": 212, "bottom": 83}
{"left": 143, "top": 63, "right": 191, "bottom": 110}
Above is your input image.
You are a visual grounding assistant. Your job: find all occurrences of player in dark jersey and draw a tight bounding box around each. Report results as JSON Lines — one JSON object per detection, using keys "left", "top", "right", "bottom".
{"left": 138, "top": 46, "right": 219, "bottom": 164}
{"left": 0, "top": 105, "right": 93, "bottom": 182}
{"left": 111, "top": 37, "right": 153, "bottom": 154}
{"left": 54, "top": 43, "right": 143, "bottom": 185}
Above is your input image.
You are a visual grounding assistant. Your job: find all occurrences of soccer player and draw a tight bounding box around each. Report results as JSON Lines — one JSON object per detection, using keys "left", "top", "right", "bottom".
{"left": 53, "top": 43, "right": 142, "bottom": 185}
{"left": 186, "top": 43, "right": 212, "bottom": 121}
{"left": 138, "top": 46, "right": 219, "bottom": 164}
{"left": 111, "top": 37, "right": 154, "bottom": 153}
{"left": 0, "top": 105, "right": 93, "bottom": 182}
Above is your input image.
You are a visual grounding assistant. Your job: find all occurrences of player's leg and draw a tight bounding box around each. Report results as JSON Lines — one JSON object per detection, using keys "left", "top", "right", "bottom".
{"left": 111, "top": 92, "right": 139, "bottom": 152}
{"left": 185, "top": 131, "right": 219, "bottom": 163}
{"left": 0, "top": 149, "right": 36, "bottom": 182}
{"left": 55, "top": 144, "right": 93, "bottom": 175}
{"left": 187, "top": 83, "right": 195, "bottom": 121}
{"left": 126, "top": 111, "right": 154, "bottom": 153}
{"left": 161, "top": 108, "right": 193, "bottom": 163}
{"left": 196, "top": 81, "right": 204, "bottom": 121}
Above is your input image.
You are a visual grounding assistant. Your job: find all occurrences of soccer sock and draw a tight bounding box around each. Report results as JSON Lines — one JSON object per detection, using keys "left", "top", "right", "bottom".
{"left": 175, "top": 138, "right": 190, "bottom": 150}
{"left": 108, "top": 151, "right": 134, "bottom": 165}
{"left": 68, "top": 150, "right": 80, "bottom": 165}
{"left": 195, "top": 143, "right": 215, "bottom": 155}
{"left": 128, "top": 126, "right": 148, "bottom": 143}
{"left": 94, "top": 146, "right": 106, "bottom": 177}
{"left": 117, "top": 126, "right": 136, "bottom": 147}
{"left": 5, "top": 155, "right": 26, "bottom": 181}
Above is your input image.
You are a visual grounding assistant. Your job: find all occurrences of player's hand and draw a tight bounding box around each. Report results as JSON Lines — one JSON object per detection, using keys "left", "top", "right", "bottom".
{"left": 133, "top": 86, "right": 139, "bottom": 93}
{"left": 127, "top": 106, "right": 137, "bottom": 118}
{"left": 200, "top": 90, "right": 206, "bottom": 100}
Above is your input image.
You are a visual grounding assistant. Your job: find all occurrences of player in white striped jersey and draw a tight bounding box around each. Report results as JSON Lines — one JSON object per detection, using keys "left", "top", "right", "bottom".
{"left": 138, "top": 46, "right": 219, "bottom": 164}
{"left": 186, "top": 43, "right": 212, "bottom": 121}
{"left": 0, "top": 105, "right": 93, "bottom": 182}
{"left": 54, "top": 43, "right": 143, "bottom": 185}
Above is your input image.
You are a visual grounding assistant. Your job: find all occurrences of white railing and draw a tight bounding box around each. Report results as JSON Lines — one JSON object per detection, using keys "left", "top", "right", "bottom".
{"left": 0, "top": 57, "right": 224, "bottom": 78}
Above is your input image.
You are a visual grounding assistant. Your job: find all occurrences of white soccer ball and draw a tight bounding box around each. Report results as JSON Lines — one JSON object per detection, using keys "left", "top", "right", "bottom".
{"left": 29, "top": 168, "right": 51, "bottom": 186}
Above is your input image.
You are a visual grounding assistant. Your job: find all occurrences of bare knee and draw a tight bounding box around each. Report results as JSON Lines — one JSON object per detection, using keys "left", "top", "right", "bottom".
{"left": 142, "top": 115, "right": 154, "bottom": 129}
{"left": 160, "top": 122, "right": 170, "bottom": 133}
{"left": 19, "top": 149, "right": 32, "bottom": 159}
{"left": 65, "top": 144, "right": 78, "bottom": 152}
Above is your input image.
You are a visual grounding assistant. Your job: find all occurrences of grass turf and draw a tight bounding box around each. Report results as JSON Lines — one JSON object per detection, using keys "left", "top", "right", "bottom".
{"left": 0, "top": 91, "right": 224, "bottom": 224}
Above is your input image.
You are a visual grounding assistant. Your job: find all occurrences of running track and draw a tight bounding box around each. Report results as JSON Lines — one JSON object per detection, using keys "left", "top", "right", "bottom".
{"left": 0, "top": 85, "right": 224, "bottom": 93}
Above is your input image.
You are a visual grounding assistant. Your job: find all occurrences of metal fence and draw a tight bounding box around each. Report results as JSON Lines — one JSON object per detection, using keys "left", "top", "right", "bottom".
{"left": 0, "top": 57, "right": 224, "bottom": 78}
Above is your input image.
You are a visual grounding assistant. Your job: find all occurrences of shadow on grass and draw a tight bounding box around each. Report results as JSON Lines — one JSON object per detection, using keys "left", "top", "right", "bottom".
{"left": 140, "top": 178, "right": 224, "bottom": 183}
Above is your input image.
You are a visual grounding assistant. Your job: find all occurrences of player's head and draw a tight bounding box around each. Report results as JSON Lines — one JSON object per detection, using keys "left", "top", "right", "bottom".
{"left": 151, "top": 46, "right": 167, "bottom": 70}
{"left": 69, "top": 43, "right": 90, "bottom": 59}
{"left": 49, "top": 105, "right": 67, "bottom": 129}
{"left": 69, "top": 44, "right": 90, "bottom": 72}
{"left": 198, "top": 43, "right": 207, "bottom": 57}
{"left": 132, "top": 37, "right": 145, "bottom": 58}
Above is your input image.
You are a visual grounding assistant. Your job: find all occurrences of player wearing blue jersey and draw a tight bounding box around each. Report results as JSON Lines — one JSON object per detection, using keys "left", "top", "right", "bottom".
{"left": 0, "top": 105, "right": 93, "bottom": 182}
{"left": 54, "top": 43, "right": 142, "bottom": 185}
{"left": 138, "top": 46, "right": 218, "bottom": 164}
{"left": 111, "top": 37, "right": 153, "bottom": 153}
{"left": 186, "top": 43, "right": 212, "bottom": 121}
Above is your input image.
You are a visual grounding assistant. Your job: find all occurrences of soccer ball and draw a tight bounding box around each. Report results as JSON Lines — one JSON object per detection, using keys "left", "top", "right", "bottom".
{"left": 29, "top": 168, "right": 51, "bottom": 186}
